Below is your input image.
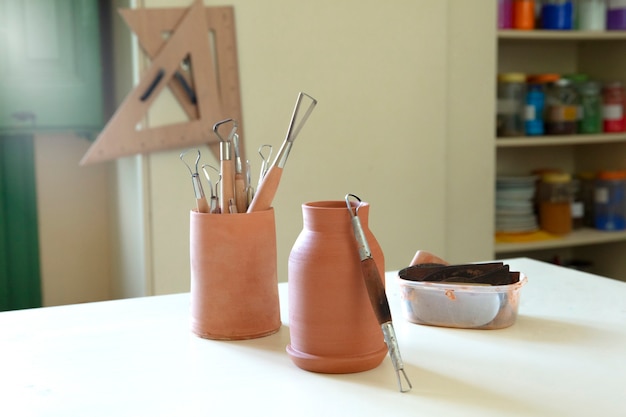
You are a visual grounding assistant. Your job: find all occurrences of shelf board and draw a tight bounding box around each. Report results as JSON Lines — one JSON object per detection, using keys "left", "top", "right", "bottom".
{"left": 498, "top": 29, "right": 626, "bottom": 41}
{"left": 495, "top": 228, "right": 626, "bottom": 253}
{"left": 496, "top": 133, "right": 626, "bottom": 147}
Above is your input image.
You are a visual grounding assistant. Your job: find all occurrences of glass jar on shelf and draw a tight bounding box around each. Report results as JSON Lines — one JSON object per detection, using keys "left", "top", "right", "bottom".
{"left": 576, "top": 171, "right": 597, "bottom": 228}
{"left": 545, "top": 78, "right": 579, "bottom": 135}
{"left": 602, "top": 81, "right": 626, "bottom": 133}
{"left": 538, "top": 172, "right": 574, "bottom": 235}
{"left": 497, "top": 72, "right": 526, "bottom": 137}
{"left": 579, "top": 81, "right": 603, "bottom": 134}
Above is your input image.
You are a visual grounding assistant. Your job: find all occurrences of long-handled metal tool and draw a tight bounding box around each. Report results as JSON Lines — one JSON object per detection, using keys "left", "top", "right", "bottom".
{"left": 247, "top": 92, "right": 317, "bottom": 212}
{"left": 213, "top": 119, "right": 238, "bottom": 214}
{"left": 232, "top": 133, "right": 247, "bottom": 213}
{"left": 180, "top": 148, "right": 209, "bottom": 213}
{"left": 345, "top": 193, "right": 412, "bottom": 393}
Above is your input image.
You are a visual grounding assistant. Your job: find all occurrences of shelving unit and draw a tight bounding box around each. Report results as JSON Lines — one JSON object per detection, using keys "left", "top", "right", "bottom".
{"left": 496, "top": 29, "right": 626, "bottom": 279}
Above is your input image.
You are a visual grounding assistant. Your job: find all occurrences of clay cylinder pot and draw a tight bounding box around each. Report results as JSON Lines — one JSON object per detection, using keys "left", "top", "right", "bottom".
{"left": 286, "top": 200, "right": 387, "bottom": 373}
{"left": 190, "top": 209, "right": 281, "bottom": 340}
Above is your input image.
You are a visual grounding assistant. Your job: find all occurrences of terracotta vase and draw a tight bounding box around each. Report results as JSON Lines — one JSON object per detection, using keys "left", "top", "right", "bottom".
{"left": 286, "top": 200, "right": 387, "bottom": 374}
{"left": 189, "top": 208, "right": 281, "bottom": 340}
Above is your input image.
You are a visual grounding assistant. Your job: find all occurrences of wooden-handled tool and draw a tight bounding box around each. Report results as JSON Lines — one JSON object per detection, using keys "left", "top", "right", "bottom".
{"left": 232, "top": 133, "right": 248, "bottom": 213}
{"left": 213, "top": 119, "right": 237, "bottom": 214}
{"left": 247, "top": 92, "right": 317, "bottom": 212}
{"left": 345, "top": 194, "right": 412, "bottom": 393}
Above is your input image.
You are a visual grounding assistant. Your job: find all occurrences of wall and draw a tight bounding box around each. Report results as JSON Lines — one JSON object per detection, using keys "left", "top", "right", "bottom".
{"left": 108, "top": 0, "right": 495, "bottom": 295}
{"left": 35, "top": 133, "right": 112, "bottom": 306}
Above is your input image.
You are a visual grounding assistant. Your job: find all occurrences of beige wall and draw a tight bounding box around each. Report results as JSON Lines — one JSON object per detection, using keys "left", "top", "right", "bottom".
{"left": 35, "top": 133, "right": 112, "bottom": 306}
{"left": 109, "top": 0, "right": 494, "bottom": 295}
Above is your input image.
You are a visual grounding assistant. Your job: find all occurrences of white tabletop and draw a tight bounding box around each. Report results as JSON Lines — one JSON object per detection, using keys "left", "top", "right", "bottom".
{"left": 1, "top": 258, "right": 625, "bottom": 417}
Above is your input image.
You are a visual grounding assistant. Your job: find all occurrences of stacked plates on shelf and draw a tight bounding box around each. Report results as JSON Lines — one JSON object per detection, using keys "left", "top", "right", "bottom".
{"left": 496, "top": 176, "right": 538, "bottom": 233}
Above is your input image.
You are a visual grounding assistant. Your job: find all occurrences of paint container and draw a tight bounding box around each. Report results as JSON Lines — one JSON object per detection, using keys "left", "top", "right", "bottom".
{"left": 607, "top": 0, "right": 626, "bottom": 30}
{"left": 594, "top": 170, "right": 626, "bottom": 230}
{"left": 541, "top": 0, "right": 574, "bottom": 29}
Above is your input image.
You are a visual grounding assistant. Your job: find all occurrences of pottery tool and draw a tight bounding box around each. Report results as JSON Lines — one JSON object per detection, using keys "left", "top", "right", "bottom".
{"left": 180, "top": 149, "right": 209, "bottom": 213}
{"left": 246, "top": 160, "right": 255, "bottom": 208}
{"left": 257, "top": 144, "right": 273, "bottom": 188}
{"left": 201, "top": 164, "right": 221, "bottom": 214}
{"left": 213, "top": 119, "right": 237, "bottom": 214}
{"left": 345, "top": 194, "right": 412, "bottom": 393}
{"left": 247, "top": 92, "right": 317, "bottom": 212}
{"left": 232, "top": 133, "right": 247, "bottom": 213}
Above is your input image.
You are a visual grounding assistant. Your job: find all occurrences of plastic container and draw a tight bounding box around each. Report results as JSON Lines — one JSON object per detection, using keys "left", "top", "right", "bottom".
{"left": 602, "top": 81, "right": 626, "bottom": 132}
{"left": 397, "top": 273, "right": 528, "bottom": 330}
{"left": 513, "top": 0, "right": 536, "bottom": 29}
{"left": 497, "top": 73, "right": 527, "bottom": 137}
{"left": 499, "top": 0, "right": 514, "bottom": 28}
{"left": 525, "top": 83, "right": 545, "bottom": 135}
{"left": 538, "top": 172, "right": 574, "bottom": 234}
{"left": 607, "top": 0, "right": 626, "bottom": 30}
{"left": 541, "top": 0, "right": 574, "bottom": 29}
{"left": 578, "top": 0, "right": 607, "bottom": 30}
{"left": 594, "top": 170, "right": 626, "bottom": 230}
{"left": 545, "top": 78, "right": 579, "bottom": 135}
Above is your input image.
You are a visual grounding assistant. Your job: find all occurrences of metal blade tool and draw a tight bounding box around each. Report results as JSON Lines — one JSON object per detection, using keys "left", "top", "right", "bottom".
{"left": 247, "top": 92, "right": 317, "bottom": 212}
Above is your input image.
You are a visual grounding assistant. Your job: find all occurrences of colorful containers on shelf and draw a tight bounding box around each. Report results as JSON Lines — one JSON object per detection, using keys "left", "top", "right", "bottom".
{"left": 497, "top": 73, "right": 625, "bottom": 137}
{"left": 498, "top": 0, "right": 626, "bottom": 31}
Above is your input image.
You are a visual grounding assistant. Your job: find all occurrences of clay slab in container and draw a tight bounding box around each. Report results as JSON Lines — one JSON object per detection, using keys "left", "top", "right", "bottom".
{"left": 397, "top": 274, "right": 527, "bottom": 329}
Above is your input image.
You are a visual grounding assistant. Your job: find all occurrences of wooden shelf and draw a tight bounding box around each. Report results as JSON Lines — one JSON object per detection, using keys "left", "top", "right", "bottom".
{"left": 498, "top": 29, "right": 626, "bottom": 41}
{"left": 496, "top": 133, "right": 626, "bottom": 147}
{"left": 495, "top": 228, "right": 626, "bottom": 254}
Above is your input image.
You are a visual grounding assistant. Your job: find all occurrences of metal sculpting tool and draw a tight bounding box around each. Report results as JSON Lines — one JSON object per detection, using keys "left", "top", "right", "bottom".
{"left": 247, "top": 92, "right": 317, "bottom": 212}
{"left": 345, "top": 193, "right": 412, "bottom": 393}
{"left": 180, "top": 148, "right": 209, "bottom": 213}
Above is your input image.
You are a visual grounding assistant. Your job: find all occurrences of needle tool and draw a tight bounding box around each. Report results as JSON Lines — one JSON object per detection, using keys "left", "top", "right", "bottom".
{"left": 232, "top": 133, "right": 247, "bottom": 213}
{"left": 213, "top": 119, "right": 238, "bottom": 214}
{"left": 201, "top": 164, "right": 221, "bottom": 214}
{"left": 245, "top": 159, "right": 255, "bottom": 208}
{"left": 180, "top": 148, "right": 209, "bottom": 213}
{"left": 247, "top": 92, "right": 317, "bottom": 212}
{"left": 345, "top": 194, "right": 412, "bottom": 393}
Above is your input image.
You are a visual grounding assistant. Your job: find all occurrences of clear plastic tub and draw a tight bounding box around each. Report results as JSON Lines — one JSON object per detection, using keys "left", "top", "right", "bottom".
{"left": 397, "top": 273, "right": 527, "bottom": 330}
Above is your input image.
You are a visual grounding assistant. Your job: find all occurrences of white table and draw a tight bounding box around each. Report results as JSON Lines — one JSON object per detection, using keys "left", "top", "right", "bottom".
{"left": 1, "top": 258, "right": 625, "bottom": 417}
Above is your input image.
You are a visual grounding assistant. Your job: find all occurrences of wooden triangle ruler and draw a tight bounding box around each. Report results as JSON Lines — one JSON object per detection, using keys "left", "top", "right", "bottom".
{"left": 81, "top": 1, "right": 244, "bottom": 165}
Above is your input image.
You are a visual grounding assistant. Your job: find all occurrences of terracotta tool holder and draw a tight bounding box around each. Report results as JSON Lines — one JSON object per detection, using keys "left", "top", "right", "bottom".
{"left": 190, "top": 209, "right": 280, "bottom": 340}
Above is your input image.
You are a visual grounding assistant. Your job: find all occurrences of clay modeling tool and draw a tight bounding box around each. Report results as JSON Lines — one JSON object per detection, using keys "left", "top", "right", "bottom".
{"left": 213, "top": 119, "right": 237, "bottom": 214}
{"left": 232, "top": 133, "right": 247, "bottom": 213}
{"left": 201, "top": 164, "right": 221, "bottom": 214}
{"left": 247, "top": 92, "right": 317, "bottom": 212}
{"left": 245, "top": 160, "right": 255, "bottom": 208}
{"left": 180, "top": 149, "right": 209, "bottom": 213}
{"left": 345, "top": 193, "right": 412, "bottom": 393}
{"left": 257, "top": 144, "right": 273, "bottom": 188}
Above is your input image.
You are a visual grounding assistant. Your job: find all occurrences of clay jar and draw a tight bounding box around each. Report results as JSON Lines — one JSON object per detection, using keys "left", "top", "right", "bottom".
{"left": 189, "top": 208, "right": 281, "bottom": 340}
{"left": 286, "top": 200, "right": 387, "bottom": 374}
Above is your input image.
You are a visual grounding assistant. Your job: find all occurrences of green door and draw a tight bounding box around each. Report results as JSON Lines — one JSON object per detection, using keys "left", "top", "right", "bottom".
{"left": 0, "top": 134, "right": 42, "bottom": 311}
